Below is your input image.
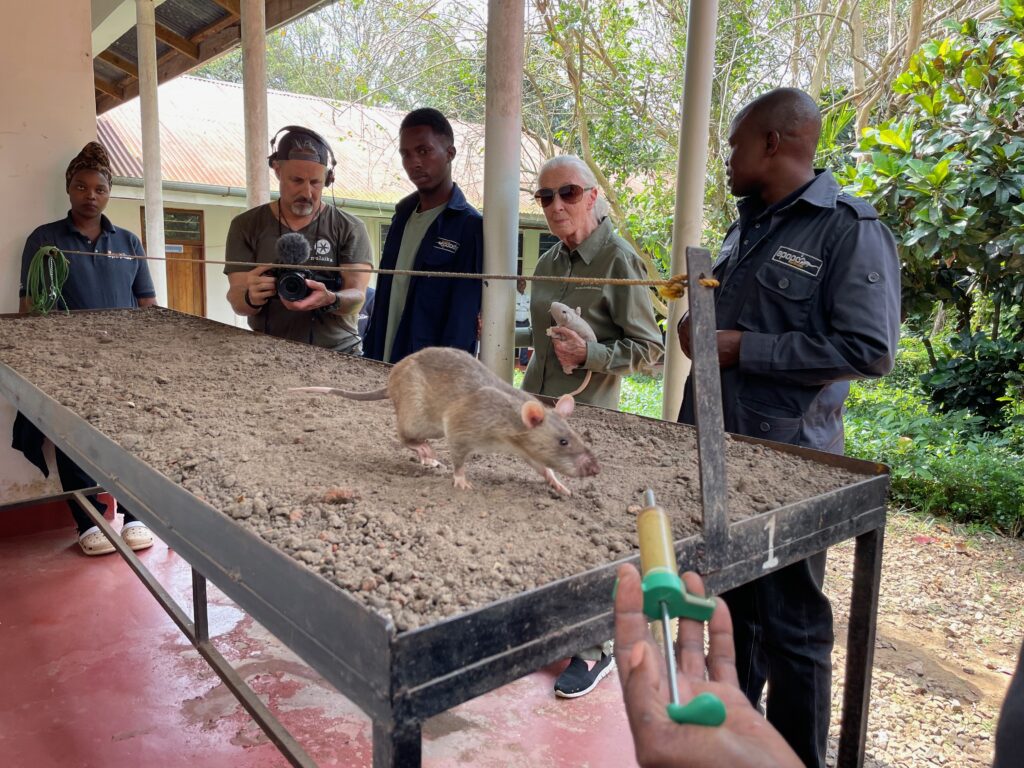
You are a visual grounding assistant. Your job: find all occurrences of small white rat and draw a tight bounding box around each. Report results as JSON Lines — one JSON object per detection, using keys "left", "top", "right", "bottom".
{"left": 547, "top": 301, "right": 597, "bottom": 398}
{"left": 290, "top": 347, "right": 599, "bottom": 495}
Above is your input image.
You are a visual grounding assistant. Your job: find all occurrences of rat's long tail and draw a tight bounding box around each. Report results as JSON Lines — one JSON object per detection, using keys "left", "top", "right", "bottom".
{"left": 564, "top": 371, "right": 592, "bottom": 398}
{"left": 289, "top": 386, "right": 389, "bottom": 401}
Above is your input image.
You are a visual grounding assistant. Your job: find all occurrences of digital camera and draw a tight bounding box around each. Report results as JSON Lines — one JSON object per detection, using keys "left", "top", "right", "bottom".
{"left": 274, "top": 233, "right": 314, "bottom": 302}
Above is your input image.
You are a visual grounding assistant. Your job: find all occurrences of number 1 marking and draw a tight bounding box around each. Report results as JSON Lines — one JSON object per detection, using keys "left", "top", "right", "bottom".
{"left": 762, "top": 515, "right": 780, "bottom": 570}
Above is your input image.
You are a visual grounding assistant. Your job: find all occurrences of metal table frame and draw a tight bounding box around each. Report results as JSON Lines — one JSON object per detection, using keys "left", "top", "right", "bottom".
{"left": 1, "top": 247, "right": 885, "bottom": 767}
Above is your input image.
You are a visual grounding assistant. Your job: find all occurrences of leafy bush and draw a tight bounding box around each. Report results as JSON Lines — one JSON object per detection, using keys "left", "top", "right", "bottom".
{"left": 845, "top": 348, "right": 1024, "bottom": 536}
{"left": 919, "top": 330, "right": 1024, "bottom": 428}
{"left": 842, "top": 2, "right": 1024, "bottom": 335}
{"left": 618, "top": 374, "right": 664, "bottom": 419}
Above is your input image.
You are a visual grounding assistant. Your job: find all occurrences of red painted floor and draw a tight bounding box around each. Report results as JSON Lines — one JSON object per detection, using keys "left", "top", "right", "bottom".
{"left": 0, "top": 516, "right": 636, "bottom": 767}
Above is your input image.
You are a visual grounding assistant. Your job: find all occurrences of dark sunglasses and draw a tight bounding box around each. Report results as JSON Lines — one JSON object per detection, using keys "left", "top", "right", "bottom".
{"left": 533, "top": 184, "right": 594, "bottom": 207}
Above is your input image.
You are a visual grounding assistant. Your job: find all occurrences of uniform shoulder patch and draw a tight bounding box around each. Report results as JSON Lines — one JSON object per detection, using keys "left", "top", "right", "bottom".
{"left": 837, "top": 194, "right": 879, "bottom": 221}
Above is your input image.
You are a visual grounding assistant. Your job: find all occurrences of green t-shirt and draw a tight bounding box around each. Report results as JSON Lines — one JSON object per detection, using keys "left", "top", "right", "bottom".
{"left": 225, "top": 204, "right": 373, "bottom": 353}
{"left": 382, "top": 204, "right": 445, "bottom": 362}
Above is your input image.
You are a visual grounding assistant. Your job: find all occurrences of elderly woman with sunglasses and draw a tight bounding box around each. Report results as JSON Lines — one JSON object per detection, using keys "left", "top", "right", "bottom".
{"left": 517, "top": 155, "right": 664, "bottom": 699}
{"left": 519, "top": 155, "right": 664, "bottom": 412}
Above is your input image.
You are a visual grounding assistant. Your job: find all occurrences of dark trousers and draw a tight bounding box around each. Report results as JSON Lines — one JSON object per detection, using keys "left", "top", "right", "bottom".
{"left": 721, "top": 551, "right": 833, "bottom": 768}
{"left": 54, "top": 449, "right": 136, "bottom": 534}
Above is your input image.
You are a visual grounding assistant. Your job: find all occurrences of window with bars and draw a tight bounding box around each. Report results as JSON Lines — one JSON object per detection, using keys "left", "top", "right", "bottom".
{"left": 539, "top": 233, "right": 561, "bottom": 256}
{"left": 164, "top": 211, "right": 202, "bottom": 241}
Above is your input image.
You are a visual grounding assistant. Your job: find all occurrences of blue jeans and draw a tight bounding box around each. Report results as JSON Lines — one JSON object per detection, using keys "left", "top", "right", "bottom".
{"left": 720, "top": 552, "right": 833, "bottom": 768}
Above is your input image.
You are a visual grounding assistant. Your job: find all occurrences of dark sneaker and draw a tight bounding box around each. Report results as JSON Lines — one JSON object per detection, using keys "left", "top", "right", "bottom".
{"left": 553, "top": 653, "right": 616, "bottom": 698}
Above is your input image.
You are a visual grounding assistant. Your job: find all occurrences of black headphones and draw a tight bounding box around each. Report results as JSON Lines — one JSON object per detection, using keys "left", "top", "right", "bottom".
{"left": 268, "top": 125, "right": 337, "bottom": 186}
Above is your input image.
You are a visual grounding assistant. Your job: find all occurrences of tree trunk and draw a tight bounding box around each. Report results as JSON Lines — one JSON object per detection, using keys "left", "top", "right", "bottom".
{"left": 790, "top": 0, "right": 803, "bottom": 86}
{"left": 922, "top": 337, "right": 938, "bottom": 369}
{"left": 851, "top": 0, "right": 869, "bottom": 134}
{"left": 809, "top": 0, "right": 848, "bottom": 100}
{"left": 905, "top": 0, "right": 925, "bottom": 63}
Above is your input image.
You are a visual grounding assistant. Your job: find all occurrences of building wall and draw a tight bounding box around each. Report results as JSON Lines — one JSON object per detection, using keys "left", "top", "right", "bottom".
{"left": 105, "top": 191, "right": 249, "bottom": 328}
{"left": 0, "top": 0, "right": 97, "bottom": 504}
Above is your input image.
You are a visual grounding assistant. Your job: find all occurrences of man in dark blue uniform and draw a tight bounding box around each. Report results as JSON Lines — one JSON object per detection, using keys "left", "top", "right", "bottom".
{"left": 677, "top": 88, "right": 901, "bottom": 767}
{"left": 363, "top": 108, "right": 483, "bottom": 363}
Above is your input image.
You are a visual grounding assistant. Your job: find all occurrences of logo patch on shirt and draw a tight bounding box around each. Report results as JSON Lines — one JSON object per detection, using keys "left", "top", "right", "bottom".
{"left": 434, "top": 237, "right": 460, "bottom": 254}
{"left": 314, "top": 238, "right": 332, "bottom": 256}
{"left": 771, "top": 247, "right": 822, "bottom": 277}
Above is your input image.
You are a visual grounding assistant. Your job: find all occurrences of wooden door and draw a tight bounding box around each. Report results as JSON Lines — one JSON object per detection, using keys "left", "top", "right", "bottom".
{"left": 165, "top": 242, "right": 206, "bottom": 316}
{"left": 140, "top": 208, "right": 206, "bottom": 316}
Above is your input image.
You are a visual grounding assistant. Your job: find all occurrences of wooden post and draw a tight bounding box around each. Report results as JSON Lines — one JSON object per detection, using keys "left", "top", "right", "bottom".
{"left": 662, "top": 0, "right": 719, "bottom": 420}
{"left": 241, "top": 0, "right": 270, "bottom": 208}
{"left": 479, "top": 0, "right": 525, "bottom": 382}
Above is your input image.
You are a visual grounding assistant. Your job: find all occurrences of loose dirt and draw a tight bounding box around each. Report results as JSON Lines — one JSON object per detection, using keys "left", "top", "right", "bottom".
{"left": 1, "top": 308, "right": 867, "bottom": 631}
{"left": 827, "top": 514, "right": 1022, "bottom": 767}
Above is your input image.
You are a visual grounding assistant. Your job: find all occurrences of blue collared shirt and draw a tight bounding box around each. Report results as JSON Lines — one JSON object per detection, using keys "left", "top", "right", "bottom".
{"left": 19, "top": 212, "right": 156, "bottom": 310}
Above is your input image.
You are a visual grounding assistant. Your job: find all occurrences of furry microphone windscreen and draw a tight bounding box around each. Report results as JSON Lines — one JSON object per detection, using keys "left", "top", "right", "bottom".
{"left": 276, "top": 232, "right": 310, "bottom": 265}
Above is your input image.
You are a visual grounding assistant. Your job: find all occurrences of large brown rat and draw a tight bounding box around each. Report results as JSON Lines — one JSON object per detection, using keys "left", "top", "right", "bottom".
{"left": 289, "top": 347, "right": 599, "bottom": 495}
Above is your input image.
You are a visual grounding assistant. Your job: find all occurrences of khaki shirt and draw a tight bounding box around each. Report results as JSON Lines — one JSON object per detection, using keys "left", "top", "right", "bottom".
{"left": 518, "top": 217, "right": 664, "bottom": 409}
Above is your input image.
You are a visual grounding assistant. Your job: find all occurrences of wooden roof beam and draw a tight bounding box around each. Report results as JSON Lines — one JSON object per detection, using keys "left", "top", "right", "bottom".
{"left": 94, "top": 75, "right": 124, "bottom": 101}
{"left": 97, "top": 50, "right": 139, "bottom": 79}
{"left": 155, "top": 23, "right": 200, "bottom": 60}
{"left": 209, "top": 0, "right": 241, "bottom": 16}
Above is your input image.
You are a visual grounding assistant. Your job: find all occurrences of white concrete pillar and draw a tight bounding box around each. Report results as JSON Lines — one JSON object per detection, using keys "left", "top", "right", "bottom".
{"left": 136, "top": 0, "right": 168, "bottom": 306}
{"left": 479, "top": 0, "right": 525, "bottom": 382}
{"left": 662, "top": 0, "right": 719, "bottom": 420}
{"left": 242, "top": 0, "right": 270, "bottom": 207}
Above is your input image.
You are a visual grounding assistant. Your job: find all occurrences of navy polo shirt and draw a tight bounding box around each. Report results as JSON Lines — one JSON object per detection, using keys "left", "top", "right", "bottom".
{"left": 19, "top": 212, "right": 156, "bottom": 310}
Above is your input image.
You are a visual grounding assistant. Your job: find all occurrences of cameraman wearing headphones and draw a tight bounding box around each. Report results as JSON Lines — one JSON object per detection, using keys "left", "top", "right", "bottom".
{"left": 225, "top": 126, "right": 372, "bottom": 353}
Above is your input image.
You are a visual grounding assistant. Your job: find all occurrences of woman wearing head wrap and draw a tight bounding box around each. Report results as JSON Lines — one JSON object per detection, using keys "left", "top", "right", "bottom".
{"left": 15, "top": 141, "right": 158, "bottom": 555}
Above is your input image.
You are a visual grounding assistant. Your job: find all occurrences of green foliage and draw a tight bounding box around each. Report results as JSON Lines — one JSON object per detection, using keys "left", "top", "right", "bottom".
{"left": 816, "top": 104, "right": 856, "bottom": 169}
{"left": 842, "top": 2, "right": 1024, "bottom": 336}
{"left": 845, "top": 338, "right": 1024, "bottom": 536}
{"left": 920, "top": 330, "right": 1024, "bottom": 429}
{"left": 617, "top": 374, "right": 664, "bottom": 419}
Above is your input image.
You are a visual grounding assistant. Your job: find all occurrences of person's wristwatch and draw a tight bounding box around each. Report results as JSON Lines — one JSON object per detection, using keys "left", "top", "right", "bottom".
{"left": 323, "top": 289, "right": 340, "bottom": 312}
{"left": 244, "top": 289, "right": 264, "bottom": 310}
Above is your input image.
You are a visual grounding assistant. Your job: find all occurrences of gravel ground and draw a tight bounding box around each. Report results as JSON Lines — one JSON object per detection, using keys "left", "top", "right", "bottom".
{"left": 825, "top": 512, "right": 1022, "bottom": 767}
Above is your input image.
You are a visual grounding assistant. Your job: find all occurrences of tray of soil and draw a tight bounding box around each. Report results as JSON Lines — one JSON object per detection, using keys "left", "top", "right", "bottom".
{"left": 0, "top": 308, "right": 888, "bottom": 727}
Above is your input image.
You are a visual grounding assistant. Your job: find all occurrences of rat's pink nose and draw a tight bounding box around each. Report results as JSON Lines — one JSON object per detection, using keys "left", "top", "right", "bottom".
{"left": 579, "top": 454, "right": 600, "bottom": 476}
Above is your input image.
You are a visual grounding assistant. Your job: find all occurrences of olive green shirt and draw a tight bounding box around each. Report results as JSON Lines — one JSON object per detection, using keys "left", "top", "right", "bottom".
{"left": 517, "top": 217, "right": 664, "bottom": 409}
{"left": 224, "top": 204, "right": 372, "bottom": 353}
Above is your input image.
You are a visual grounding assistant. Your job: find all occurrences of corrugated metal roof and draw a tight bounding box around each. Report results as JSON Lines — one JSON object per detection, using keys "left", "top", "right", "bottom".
{"left": 154, "top": 0, "right": 224, "bottom": 37}
{"left": 99, "top": 76, "right": 546, "bottom": 214}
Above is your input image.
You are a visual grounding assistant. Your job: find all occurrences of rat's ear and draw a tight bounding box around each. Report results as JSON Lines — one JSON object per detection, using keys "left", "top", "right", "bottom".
{"left": 574, "top": 307, "right": 583, "bottom": 316}
{"left": 521, "top": 400, "right": 547, "bottom": 429}
{"left": 554, "top": 395, "right": 576, "bottom": 418}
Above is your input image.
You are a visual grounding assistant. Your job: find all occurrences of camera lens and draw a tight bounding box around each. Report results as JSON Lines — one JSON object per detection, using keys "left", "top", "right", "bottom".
{"left": 277, "top": 270, "right": 311, "bottom": 302}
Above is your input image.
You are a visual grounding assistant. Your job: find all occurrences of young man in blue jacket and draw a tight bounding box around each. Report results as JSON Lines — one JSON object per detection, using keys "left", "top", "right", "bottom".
{"left": 363, "top": 108, "right": 483, "bottom": 363}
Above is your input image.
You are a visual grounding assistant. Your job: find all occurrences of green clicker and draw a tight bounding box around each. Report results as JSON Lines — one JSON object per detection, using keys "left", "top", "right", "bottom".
{"left": 637, "top": 489, "right": 726, "bottom": 727}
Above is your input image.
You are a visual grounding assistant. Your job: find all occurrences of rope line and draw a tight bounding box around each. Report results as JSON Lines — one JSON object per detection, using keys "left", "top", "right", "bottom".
{"left": 52, "top": 248, "right": 718, "bottom": 299}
